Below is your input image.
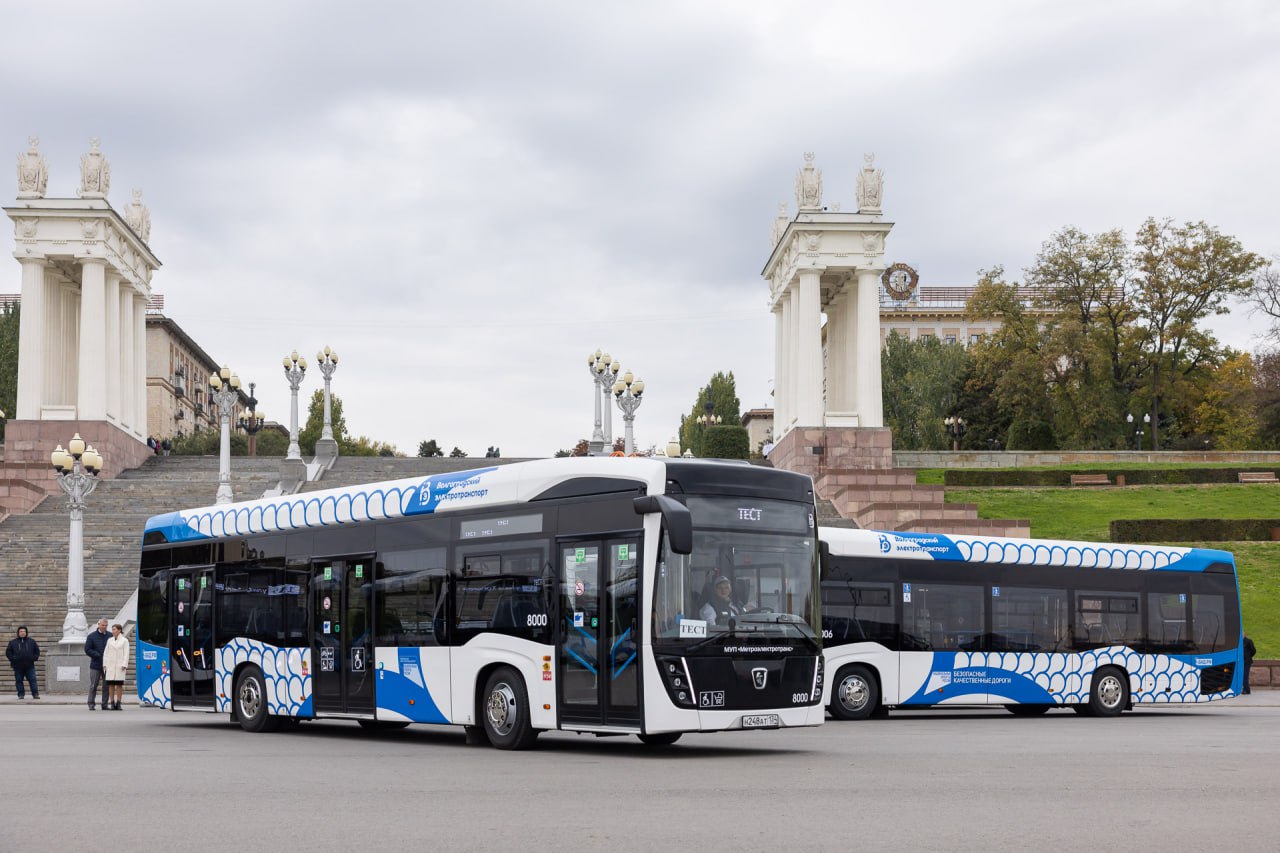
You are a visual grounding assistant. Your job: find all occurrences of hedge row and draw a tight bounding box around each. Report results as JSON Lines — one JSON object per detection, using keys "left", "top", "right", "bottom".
{"left": 1110, "top": 518, "right": 1280, "bottom": 542}
{"left": 944, "top": 467, "right": 1280, "bottom": 487}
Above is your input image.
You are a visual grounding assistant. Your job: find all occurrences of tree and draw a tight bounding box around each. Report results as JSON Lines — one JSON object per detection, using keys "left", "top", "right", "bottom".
{"left": 880, "top": 332, "right": 971, "bottom": 450}
{"left": 558, "top": 438, "right": 589, "bottom": 457}
{"left": 1246, "top": 256, "right": 1280, "bottom": 342}
{"left": 703, "top": 424, "right": 750, "bottom": 459}
{"left": 1131, "top": 218, "right": 1265, "bottom": 449}
{"left": 0, "top": 302, "right": 18, "bottom": 442}
{"left": 345, "top": 435, "right": 400, "bottom": 457}
{"left": 1192, "top": 352, "right": 1260, "bottom": 450}
{"left": 449, "top": 446, "right": 467, "bottom": 458}
{"left": 678, "top": 372, "right": 741, "bottom": 457}
{"left": 417, "top": 439, "right": 444, "bottom": 457}
{"left": 298, "top": 390, "right": 348, "bottom": 456}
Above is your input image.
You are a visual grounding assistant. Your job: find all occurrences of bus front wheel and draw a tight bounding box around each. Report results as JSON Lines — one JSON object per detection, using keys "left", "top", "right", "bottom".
{"left": 481, "top": 668, "right": 539, "bottom": 750}
{"left": 235, "top": 666, "right": 279, "bottom": 733}
{"left": 1088, "top": 667, "right": 1130, "bottom": 717}
{"left": 830, "top": 665, "right": 879, "bottom": 721}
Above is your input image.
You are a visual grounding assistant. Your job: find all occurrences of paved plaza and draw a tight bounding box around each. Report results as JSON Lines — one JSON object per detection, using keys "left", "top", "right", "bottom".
{"left": 2, "top": 693, "right": 1277, "bottom": 851}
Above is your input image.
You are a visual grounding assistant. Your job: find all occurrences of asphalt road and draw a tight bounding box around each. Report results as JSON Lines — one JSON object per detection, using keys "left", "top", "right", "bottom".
{"left": 2, "top": 695, "right": 1278, "bottom": 851}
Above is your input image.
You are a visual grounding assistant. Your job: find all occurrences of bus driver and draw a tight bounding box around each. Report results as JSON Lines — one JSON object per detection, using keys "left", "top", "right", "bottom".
{"left": 701, "top": 575, "right": 744, "bottom": 625}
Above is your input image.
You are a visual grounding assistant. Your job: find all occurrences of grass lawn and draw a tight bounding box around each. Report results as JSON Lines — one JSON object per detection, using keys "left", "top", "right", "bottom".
{"left": 944, "top": 484, "right": 1280, "bottom": 657}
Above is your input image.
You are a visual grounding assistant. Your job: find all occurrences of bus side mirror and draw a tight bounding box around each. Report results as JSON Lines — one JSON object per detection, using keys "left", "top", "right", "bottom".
{"left": 819, "top": 540, "right": 830, "bottom": 579}
{"left": 633, "top": 495, "right": 693, "bottom": 555}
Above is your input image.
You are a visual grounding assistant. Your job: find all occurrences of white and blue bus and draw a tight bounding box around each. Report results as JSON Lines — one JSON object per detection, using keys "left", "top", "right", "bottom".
{"left": 135, "top": 458, "right": 825, "bottom": 748}
{"left": 819, "top": 527, "right": 1244, "bottom": 720}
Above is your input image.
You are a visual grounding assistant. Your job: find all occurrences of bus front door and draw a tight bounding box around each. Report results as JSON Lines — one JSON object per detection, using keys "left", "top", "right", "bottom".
{"left": 311, "top": 556, "right": 375, "bottom": 716}
{"left": 558, "top": 538, "right": 641, "bottom": 728}
{"left": 169, "top": 567, "right": 215, "bottom": 708}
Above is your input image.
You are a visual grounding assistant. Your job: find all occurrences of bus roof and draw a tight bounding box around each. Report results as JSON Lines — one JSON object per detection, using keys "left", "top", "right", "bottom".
{"left": 142, "top": 457, "right": 812, "bottom": 545}
{"left": 819, "top": 526, "right": 1235, "bottom": 574}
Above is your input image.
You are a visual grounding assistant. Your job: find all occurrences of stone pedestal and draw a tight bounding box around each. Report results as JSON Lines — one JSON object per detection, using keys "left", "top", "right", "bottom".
{"left": 279, "top": 458, "right": 307, "bottom": 493}
{"left": 767, "top": 426, "right": 893, "bottom": 482}
{"left": 314, "top": 437, "right": 339, "bottom": 466}
{"left": 2, "top": 419, "right": 152, "bottom": 477}
{"left": 44, "top": 643, "right": 91, "bottom": 696}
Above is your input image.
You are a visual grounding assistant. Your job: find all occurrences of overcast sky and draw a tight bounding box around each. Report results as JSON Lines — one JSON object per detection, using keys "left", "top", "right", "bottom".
{"left": 4, "top": 1, "right": 1278, "bottom": 457}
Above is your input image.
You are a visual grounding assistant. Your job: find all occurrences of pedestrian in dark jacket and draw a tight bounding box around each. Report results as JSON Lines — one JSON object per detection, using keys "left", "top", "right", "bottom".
{"left": 84, "top": 619, "right": 111, "bottom": 710}
{"left": 6, "top": 626, "right": 40, "bottom": 699}
{"left": 1243, "top": 635, "right": 1256, "bottom": 695}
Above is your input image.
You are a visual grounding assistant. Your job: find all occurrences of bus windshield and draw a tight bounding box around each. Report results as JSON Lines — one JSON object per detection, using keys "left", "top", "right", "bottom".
{"left": 652, "top": 496, "right": 819, "bottom": 647}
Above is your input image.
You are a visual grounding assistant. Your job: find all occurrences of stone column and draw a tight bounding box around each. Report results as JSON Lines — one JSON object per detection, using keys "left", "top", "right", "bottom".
{"left": 825, "top": 290, "right": 846, "bottom": 412}
{"left": 105, "top": 273, "right": 121, "bottom": 421}
{"left": 772, "top": 302, "right": 786, "bottom": 432}
{"left": 15, "top": 258, "right": 48, "bottom": 419}
{"left": 77, "top": 259, "right": 108, "bottom": 420}
{"left": 785, "top": 284, "right": 799, "bottom": 431}
{"left": 119, "top": 289, "right": 134, "bottom": 432}
{"left": 134, "top": 293, "right": 148, "bottom": 438}
{"left": 795, "top": 267, "right": 824, "bottom": 426}
{"left": 841, "top": 284, "right": 859, "bottom": 416}
{"left": 856, "top": 269, "right": 884, "bottom": 428}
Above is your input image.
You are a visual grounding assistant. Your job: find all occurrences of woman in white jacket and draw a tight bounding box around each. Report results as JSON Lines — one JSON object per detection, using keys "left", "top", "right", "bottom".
{"left": 101, "top": 624, "right": 129, "bottom": 711}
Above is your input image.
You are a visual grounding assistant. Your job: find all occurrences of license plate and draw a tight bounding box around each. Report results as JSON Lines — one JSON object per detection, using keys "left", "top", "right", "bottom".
{"left": 741, "top": 714, "right": 780, "bottom": 729}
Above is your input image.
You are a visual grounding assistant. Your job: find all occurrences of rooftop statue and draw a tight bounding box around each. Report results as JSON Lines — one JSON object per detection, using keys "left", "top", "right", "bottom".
{"left": 125, "top": 188, "right": 151, "bottom": 244}
{"left": 79, "top": 138, "right": 110, "bottom": 199}
{"left": 795, "top": 152, "right": 822, "bottom": 211}
{"left": 856, "top": 152, "right": 883, "bottom": 212}
{"left": 16, "top": 136, "right": 48, "bottom": 199}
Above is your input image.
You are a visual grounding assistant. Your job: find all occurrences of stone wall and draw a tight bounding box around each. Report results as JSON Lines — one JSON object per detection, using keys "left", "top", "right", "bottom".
{"left": 894, "top": 450, "right": 1280, "bottom": 468}
{"left": 1249, "top": 659, "right": 1279, "bottom": 690}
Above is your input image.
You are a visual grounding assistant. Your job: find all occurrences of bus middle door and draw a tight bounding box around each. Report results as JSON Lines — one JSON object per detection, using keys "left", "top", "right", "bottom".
{"left": 311, "top": 556, "right": 375, "bottom": 716}
{"left": 169, "top": 567, "right": 215, "bottom": 708}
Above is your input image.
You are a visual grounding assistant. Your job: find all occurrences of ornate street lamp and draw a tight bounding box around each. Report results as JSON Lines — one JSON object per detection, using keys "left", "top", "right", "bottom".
{"left": 51, "top": 434, "right": 102, "bottom": 643}
{"left": 1127, "top": 412, "right": 1151, "bottom": 451}
{"left": 209, "top": 365, "right": 241, "bottom": 504}
{"left": 612, "top": 369, "right": 645, "bottom": 455}
{"left": 944, "top": 416, "right": 967, "bottom": 451}
{"left": 315, "top": 346, "right": 339, "bottom": 460}
{"left": 282, "top": 350, "right": 307, "bottom": 461}
{"left": 237, "top": 381, "right": 265, "bottom": 457}
{"left": 588, "top": 350, "right": 621, "bottom": 456}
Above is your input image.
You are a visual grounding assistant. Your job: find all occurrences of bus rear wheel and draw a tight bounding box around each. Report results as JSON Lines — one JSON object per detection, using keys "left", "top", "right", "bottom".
{"left": 1089, "top": 667, "right": 1130, "bottom": 717}
{"left": 638, "top": 732, "right": 682, "bottom": 746}
{"left": 830, "top": 665, "right": 879, "bottom": 721}
{"left": 235, "top": 666, "right": 279, "bottom": 733}
{"left": 481, "top": 668, "right": 539, "bottom": 750}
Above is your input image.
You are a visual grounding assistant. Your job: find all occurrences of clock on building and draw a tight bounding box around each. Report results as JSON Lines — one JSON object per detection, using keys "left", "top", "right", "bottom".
{"left": 882, "top": 263, "right": 919, "bottom": 301}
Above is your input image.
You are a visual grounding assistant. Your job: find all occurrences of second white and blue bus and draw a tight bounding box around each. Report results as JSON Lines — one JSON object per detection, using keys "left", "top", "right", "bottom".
{"left": 818, "top": 527, "right": 1244, "bottom": 719}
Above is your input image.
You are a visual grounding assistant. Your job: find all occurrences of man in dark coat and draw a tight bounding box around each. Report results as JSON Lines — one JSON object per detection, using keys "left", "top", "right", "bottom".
{"left": 84, "top": 618, "right": 111, "bottom": 710}
{"left": 6, "top": 626, "right": 40, "bottom": 699}
{"left": 1243, "top": 635, "right": 1256, "bottom": 695}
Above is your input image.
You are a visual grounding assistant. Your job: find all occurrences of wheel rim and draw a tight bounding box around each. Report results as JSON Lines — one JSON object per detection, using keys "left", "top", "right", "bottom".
{"left": 239, "top": 676, "right": 263, "bottom": 720}
{"left": 838, "top": 674, "right": 869, "bottom": 713}
{"left": 1097, "top": 674, "right": 1124, "bottom": 710}
{"left": 485, "top": 681, "right": 517, "bottom": 737}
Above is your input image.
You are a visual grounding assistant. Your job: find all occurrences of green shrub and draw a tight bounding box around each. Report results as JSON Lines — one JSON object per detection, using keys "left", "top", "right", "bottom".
{"left": 1111, "top": 518, "right": 1280, "bottom": 542}
{"left": 703, "top": 425, "right": 749, "bottom": 459}
{"left": 945, "top": 467, "right": 1280, "bottom": 487}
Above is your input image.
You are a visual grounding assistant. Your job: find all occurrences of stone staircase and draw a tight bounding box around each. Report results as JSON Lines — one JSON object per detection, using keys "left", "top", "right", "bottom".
{"left": 815, "top": 467, "right": 1029, "bottom": 537}
{"left": 0, "top": 455, "right": 283, "bottom": 690}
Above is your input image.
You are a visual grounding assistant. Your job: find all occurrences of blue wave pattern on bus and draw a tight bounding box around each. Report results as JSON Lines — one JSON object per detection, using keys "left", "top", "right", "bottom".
{"left": 137, "top": 639, "right": 170, "bottom": 708}
{"left": 902, "top": 647, "right": 1235, "bottom": 705}
{"left": 215, "top": 639, "right": 312, "bottom": 717}
{"left": 143, "top": 467, "right": 501, "bottom": 543}
{"left": 877, "top": 531, "right": 1223, "bottom": 572}
{"left": 374, "top": 649, "right": 449, "bottom": 723}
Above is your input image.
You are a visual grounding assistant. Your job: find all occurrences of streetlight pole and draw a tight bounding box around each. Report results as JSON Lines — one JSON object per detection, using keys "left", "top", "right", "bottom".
{"left": 237, "top": 381, "right": 265, "bottom": 457}
{"left": 695, "top": 398, "right": 722, "bottom": 457}
{"left": 944, "top": 416, "right": 966, "bottom": 451}
{"left": 51, "top": 435, "right": 102, "bottom": 643}
{"left": 316, "top": 346, "right": 340, "bottom": 462}
{"left": 283, "top": 350, "right": 307, "bottom": 461}
{"left": 613, "top": 369, "right": 645, "bottom": 455}
{"left": 588, "top": 350, "right": 621, "bottom": 455}
{"left": 209, "top": 365, "right": 242, "bottom": 504}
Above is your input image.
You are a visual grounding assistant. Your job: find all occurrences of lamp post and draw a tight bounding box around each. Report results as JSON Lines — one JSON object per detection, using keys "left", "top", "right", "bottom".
{"left": 612, "top": 369, "right": 645, "bottom": 455}
{"left": 283, "top": 350, "right": 307, "bottom": 461}
{"left": 237, "top": 381, "right": 265, "bottom": 457}
{"left": 315, "top": 346, "right": 340, "bottom": 461}
{"left": 695, "top": 398, "right": 722, "bottom": 457}
{"left": 1127, "top": 412, "right": 1151, "bottom": 451}
{"left": 944, "top": 416, "right": 967, "bottom": 451}
{"left": 588, "top": 350, "right": 621, "bottom": 456}
{"left": 51, "top": 435, "right": 102, "bottom": 643}
{"left": 209, "top": 365, "right": 242, "bottom": 504}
